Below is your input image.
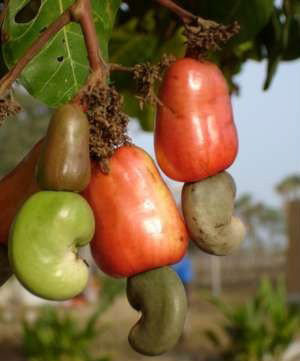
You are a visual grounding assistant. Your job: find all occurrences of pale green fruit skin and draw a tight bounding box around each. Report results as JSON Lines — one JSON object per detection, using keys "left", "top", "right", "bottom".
{"left": 8, "top": 191, "right": 95, "bottom": 300}
{"left": 182, "top": 171, "right": 245, "bottom": 256}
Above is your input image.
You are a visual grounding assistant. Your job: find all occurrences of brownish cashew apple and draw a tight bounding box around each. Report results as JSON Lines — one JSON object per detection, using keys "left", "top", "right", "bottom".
{"left": 181, "top": 171, "right": 246, "bottom": 256}
{"left": 0, "top": 245, "right": 12, "bottom": 287}
{"left": 127, "top": 267, "right": 187, "bottom": 356}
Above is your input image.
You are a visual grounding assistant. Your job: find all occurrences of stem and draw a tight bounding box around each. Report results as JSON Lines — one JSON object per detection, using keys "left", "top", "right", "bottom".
{"left": 0, "top": 0, "right": 9, "bottom": 28}
{"left": 71, "top": 0, "right": 107, "bottom": 78}
{"left": 0, "top": 9, "right": 72, "bottom": 96}
{"left": 154, "top": 0, "right": 221, "bottom": 29}
{"left": 109, "top": 63, "right": 134, "bottom": 72}
{"left": 154, "top": 0, "right": 196, "bottom": 22}
{"left": 0, "top": 0, "right": 108, "bottom": 97}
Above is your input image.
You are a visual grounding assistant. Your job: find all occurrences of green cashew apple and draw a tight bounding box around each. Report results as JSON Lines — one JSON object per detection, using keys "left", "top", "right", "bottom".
{"left": 0, "top": 245, "right": 12, "bottom": 287}
{"left": 37, "top": 104, "right": 91, "bottom": 192}
{"left": 182, "top": 171, "right": 246, "bottom": 256}
{"left": 127, "top": 267, "right": 187, "bottom": 356}
{"left": 9, "top": 191, "right": 95, "bottom": 300}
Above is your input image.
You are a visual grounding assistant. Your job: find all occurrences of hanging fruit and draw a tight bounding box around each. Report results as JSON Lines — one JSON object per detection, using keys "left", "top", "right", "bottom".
{"left": 182, "top": 171, "right": 245, "bottom": 255}
{"left": 37, "top": 104, "right": 91, "bottom": 192}
{"left": 83, "top": 145, "right": 188, "bottom": 278}
{"left": 0, "top": 245, "right": 12, "bottom": 286}
{"left": 8, "top": 191, "right": 95, "bottom": 300}
{"left": 0, "top": 140, "right": 42, "bottom": 245}
{"left": 155, "top": 58, "right": 238, "bottom": 182}
{"left": 127, "top": 267, "right": 187, "bottom": 356}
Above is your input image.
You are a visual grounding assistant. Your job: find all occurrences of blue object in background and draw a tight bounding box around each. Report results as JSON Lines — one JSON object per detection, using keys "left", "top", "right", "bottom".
{"left": 172, "top": 255, "right": 193, "bottom": 284}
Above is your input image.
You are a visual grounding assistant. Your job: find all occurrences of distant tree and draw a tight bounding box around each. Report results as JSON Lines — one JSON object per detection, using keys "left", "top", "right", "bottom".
{"left": 235, "top": 193, "right": 285, "bottom": 250}
{"left": 276, "top": 174, "right": 300, "bottom": 299}
{"left": 276, "top": 175, "right": 300, "bottom": 202}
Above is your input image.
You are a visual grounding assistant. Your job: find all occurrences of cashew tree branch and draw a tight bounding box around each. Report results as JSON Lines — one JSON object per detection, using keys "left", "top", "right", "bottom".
{"left": 0, "top": 0, "right": 107, "bottom": 97}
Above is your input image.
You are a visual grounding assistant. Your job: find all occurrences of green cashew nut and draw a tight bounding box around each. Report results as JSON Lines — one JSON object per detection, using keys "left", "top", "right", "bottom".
{"left": 9, "top": 191, "right": 95, "bottom": 300}
{"left": 0, "top": 245, "right": 12, "bottom": 287}
{"left": 182, "top": 171, "right": 246, "bottom": 256}
{"left": 127, "top": 266, "right": 187, "bottom": 356}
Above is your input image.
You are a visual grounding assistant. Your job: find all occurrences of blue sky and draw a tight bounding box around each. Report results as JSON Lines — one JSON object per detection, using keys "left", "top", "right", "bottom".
{"left": 129, "top": 60, "right": 300, "bottom": 207}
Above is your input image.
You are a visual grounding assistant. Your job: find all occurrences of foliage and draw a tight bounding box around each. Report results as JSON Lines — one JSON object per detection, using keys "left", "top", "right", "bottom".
{"left": 1, "top": 1, "right": 299, "bottom": 131}
{"left": 235, "top": 193, "right": 285, "bottom": 249}
{"left": 2, "top": 0, "right": 121, "bottom": 107}
{"left": 276, "top": 174, "right": 300, "bottom": 201}
{"left": 110, "top": 0, "right": 300, "bottom": 129}
{"left": 22, "top": 276, "right": 125, "bottom": 361}
{"left": 205, "top": 277, "right": 300, "bottom": 361}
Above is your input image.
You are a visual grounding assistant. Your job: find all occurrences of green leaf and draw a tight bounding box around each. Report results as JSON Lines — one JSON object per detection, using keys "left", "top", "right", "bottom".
{"left": 282, "top": 0, "right": 300, "bottom": 60}
{"left": 261, "top": 10, "right": 283, "bottom": 90}
{"left": 110, "top": 18, "right": 159, "bottom": 66}
{"left": 2, "top": 0, "right": 121, "bottom": 107}
{"left": 196, "top": 0, "right": 274, "bottom": 44}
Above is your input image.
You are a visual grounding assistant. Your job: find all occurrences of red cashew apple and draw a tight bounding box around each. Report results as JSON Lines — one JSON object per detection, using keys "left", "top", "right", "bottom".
{"left": 155, "top": 58, "right": 238, "bottom": 182}
{"left": 83, "top": 145, "right": 188, "bottom": 278}
{"left": 0, "top": 140, "right": 42, "bottom": 244}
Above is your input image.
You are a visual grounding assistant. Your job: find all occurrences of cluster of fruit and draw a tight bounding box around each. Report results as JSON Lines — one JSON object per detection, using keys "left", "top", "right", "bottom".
{"left": 0, "top": 57, "right": 245, "bottom": 356}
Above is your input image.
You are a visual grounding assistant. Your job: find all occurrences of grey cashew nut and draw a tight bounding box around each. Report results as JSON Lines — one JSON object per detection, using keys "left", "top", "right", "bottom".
{"left": 127, "top": 266, "right": 187, "bottom": 356}
{"left": 182, "top": 171, "right": 246, "bottom": 256}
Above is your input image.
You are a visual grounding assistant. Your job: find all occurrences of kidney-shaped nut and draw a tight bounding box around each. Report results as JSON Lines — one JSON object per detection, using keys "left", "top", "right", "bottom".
{"left": 127, "top": 266, "right": 187, "bottom": 356}
{"left": 182, "top": 171, "right": 246, "bottom": 256}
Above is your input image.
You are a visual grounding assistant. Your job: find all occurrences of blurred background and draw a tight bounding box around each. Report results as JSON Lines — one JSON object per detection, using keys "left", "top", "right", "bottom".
{"left": 0, "top": 1, "right": 300, "bottom": 361}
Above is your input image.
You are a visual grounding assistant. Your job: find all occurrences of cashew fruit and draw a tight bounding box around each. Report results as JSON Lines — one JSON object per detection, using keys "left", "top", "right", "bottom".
{"left": 182, "top": 171, "right": 245, "bottom": 255}
{"left": 0, "top": 140, "right": 42, "bottom": 244}
{"left": 37, "top": 104, "right": 91, "bottom": 192}
{"left": 0, "top": 245, "right": 12, "bottom": 287}
{"left": 127, "top": 267, "right": 187, "bottom": 356}
{"left": 83, "top": 145, "right": 188, "bottom": 278}
{"left": 9, "top": 191, "right": 95, "bottom": 300}
{"left": 155, "top": 58, "right": 238, "bottom": 182}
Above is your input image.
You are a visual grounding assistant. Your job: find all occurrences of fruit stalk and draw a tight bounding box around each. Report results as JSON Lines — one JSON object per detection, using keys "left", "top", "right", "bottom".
{"left": 70, "top": 0, "right": 107, "bottom": 78}
{"left": 154, "top": 0, "right": 196, "bottom": 22}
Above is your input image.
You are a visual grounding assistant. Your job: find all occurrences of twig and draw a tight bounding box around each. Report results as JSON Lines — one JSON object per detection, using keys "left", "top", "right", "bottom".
{"left": 0, "top": 0, "right": 108, "bottom": 97}
{"left": 0, "top": 0, "right": 9, "bottom": 29}
{"left": 154, "top": 0, "right": 196, "bottom": 22}
{"left": 155, "top": 0, "right": 240, "bottom": 56}
{"left": 0, "top": 9, "right": 72, "bottom": 96}
{"left": 154, "top": 0, "right": 231, "bottom": 29}
{"left": 71, "top": 0, "right": 107, "bottom": 79}
{"left": 109, "top": 63, "right": 134, "bottom": 72}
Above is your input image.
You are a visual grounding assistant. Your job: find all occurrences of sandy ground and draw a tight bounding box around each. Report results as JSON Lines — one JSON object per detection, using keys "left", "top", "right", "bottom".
{"left": 0, "top": 283, "right": 267, "bottom": 361}
{"left": 0, "top": 285, "right": 228, "bottom": 361}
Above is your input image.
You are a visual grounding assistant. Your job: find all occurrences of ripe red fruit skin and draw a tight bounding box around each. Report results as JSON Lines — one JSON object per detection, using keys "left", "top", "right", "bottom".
{"left": 155, "top": 58, "right": 238, "bottom": 182}
{"left": 0, "top": 140, "right": 42, "bottom": 244}
{"left": 83, "top": 145, "right": 188, "bottom": 278}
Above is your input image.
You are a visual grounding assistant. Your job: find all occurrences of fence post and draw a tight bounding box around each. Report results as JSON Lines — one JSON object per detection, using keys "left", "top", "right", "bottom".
{"left": 211, "top": 256, "right": 222, "bottom": 297}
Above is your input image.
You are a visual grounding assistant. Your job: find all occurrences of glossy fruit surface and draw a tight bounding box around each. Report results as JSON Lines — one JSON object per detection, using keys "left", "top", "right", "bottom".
{"left": 37, "top": 104, "right": 90, "bottom": 192}
{"left": 0, "top": 140, "right": 42, "bottom": 244}
{"left": 83, "top": 145, "right": 188, "bottom": 278}
{"left": 127, "top": 267, "right": 187, "bottom": 356}
{"left": 9, "top": 191, "right": 95, "bottom": 300}
{"left": 155, "top": 58, "right": 238, "bottom": 182}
